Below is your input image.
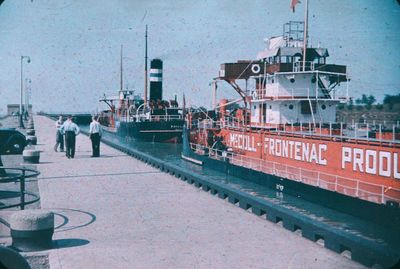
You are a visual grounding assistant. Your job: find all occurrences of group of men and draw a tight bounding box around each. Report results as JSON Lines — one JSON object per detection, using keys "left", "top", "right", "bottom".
{"left": 54, "top": 115, "right": 103, "bottom": 158}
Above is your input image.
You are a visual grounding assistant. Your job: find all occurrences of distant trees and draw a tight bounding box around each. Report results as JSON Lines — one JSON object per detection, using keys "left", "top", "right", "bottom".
{"left": 355, "top": 94, "right": 376, "bottom": 109}
{"left": 383, "top": 93, "right": 400, "bottom": 109}
{"left": 344, "top": 93, "right": 400, "bottom": 111}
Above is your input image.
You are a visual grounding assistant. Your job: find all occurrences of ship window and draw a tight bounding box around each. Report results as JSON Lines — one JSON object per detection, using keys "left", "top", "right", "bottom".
{"left": 254, "top": 105, "right": 256, "bottom": 110}
{"left": 321, "top": 104, "right": 326, "bottom": 110}
{"left": 289, "top": 104, "right": 294, "bottom": 110}
{"left": 269, "top": 105, "right": 272, "bottom": 109}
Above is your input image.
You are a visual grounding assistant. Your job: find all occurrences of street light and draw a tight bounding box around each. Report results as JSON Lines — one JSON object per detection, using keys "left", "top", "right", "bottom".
{"left": 20, "top": 56, "right": 31, "bottom": 128}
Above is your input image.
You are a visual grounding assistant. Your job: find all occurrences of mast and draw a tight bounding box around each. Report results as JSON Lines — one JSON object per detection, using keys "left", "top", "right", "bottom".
{"left": 302, "top": 0, "right": 309, "bottom": 71}
{"left": 120, "top": 45, "right": 123, "bottom": 92}
{"left": 144, "top": 25, "right": 148, "bottom": 108}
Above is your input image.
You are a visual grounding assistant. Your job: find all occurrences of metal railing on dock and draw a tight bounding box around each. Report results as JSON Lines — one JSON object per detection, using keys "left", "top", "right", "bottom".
{"left": 0, "top": 167, "right": 40, "bottom": 210}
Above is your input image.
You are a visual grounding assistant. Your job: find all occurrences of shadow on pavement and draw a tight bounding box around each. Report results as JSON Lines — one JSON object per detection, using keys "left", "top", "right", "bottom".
{"left": 53, "top": 238, "right": 90, "bottom": 249}
{"left": 53, "top": 208, "right": 96, "bottom": 232}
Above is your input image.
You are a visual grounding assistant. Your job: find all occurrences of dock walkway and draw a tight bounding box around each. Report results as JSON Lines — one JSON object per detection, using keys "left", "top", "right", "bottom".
{"left": 32, "top": 115, "right": 364, "bottom": 269}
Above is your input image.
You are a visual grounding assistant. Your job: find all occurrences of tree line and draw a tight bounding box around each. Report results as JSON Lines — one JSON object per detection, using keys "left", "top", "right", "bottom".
{"left": 340, "top": 93, "right": 400, "bottom": 110}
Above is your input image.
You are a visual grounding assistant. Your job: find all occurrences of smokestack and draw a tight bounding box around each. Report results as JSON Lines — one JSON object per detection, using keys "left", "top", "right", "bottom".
{"left": 150, "top": 59, "right": 163, "bottom": 101}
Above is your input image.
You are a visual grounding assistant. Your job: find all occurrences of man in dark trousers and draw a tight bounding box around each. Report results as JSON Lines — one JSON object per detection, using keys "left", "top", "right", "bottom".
{"left": 54, "top": 115, "right": 64, "bottom": 152}
{"left": 89, "top": 116, "right": 103, "bottom": 157}
{"left": 0, "top": 155, "right": 5, "bottom": 176}
{"left": 60, "top": 116, "right": 80, "bottom": 159}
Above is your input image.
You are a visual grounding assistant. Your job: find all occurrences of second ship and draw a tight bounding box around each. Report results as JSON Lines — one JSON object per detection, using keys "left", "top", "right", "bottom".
{"left": 98, "top": 27, "right": 184, "bottom": 143}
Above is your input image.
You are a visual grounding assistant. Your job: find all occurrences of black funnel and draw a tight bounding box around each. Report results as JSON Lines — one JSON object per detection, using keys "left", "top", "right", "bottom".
{"left": 149, "top": 59, "right": 163, "bottom": 101}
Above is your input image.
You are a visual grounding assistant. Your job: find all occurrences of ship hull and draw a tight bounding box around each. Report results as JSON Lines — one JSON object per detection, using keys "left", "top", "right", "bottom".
{"left": 116, "top": 120, "right": 184, "bottom": 143}
{"left": 182, "top": 127, "right": 400, "bottom": 229}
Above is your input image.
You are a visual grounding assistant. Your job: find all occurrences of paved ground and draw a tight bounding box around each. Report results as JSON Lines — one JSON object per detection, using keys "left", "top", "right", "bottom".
{"left": 8, "top": 115, "right": 366, "bottom": 268}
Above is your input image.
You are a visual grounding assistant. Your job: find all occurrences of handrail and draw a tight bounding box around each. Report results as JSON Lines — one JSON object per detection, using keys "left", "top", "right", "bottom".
{"left": 293, "top": 61, "right": 314, "bottom": 72}
{"left": 0, "top": 167, "right": 40, "bottom": 210}
{"left": 194, "top": 119, "right": 400, "bottom": 145}
{"left": 124, "top": 114, "right": 183, "bottom": 122}
{"left": 189, "top": 142, "right": 400, "bottom": 205}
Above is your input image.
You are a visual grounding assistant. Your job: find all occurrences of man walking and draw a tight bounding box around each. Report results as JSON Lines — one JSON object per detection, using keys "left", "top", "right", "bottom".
{"left": 60, "top": 116, "right": 80, "bottom": 159}
{"left": 0, "top": 155, "right": 5, "bottom": 176}
{"left": 89, "top": 116, "right": 103, "bottom": 157}
{"left": 54, "top": 115, "right": 64, "bottom": 152}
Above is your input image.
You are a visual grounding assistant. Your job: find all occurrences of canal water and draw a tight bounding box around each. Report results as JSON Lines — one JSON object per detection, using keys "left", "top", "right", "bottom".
{"left": 94, "top": 129, "right": 400, "bottom": 254}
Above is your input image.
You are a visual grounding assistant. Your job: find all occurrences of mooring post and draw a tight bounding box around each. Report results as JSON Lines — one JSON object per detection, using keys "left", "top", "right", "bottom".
{"left": 20, "top": 170, "right": 25, "bottom": 210}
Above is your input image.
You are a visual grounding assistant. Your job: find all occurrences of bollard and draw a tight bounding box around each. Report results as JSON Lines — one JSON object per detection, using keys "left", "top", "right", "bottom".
{"left": 26, "top": 129, "right": 35, "bottom": 136}
{"left": 0, "top": 245, "right": 31, "bottom": 269}
{"left": 10, "top": 210, "right": 54, "bottom": 252}
{"left": 22, "top": 149, "right": 40, "bottom": 164}
{"left": 26, "top": 135, "right": 37, "bottom": 145}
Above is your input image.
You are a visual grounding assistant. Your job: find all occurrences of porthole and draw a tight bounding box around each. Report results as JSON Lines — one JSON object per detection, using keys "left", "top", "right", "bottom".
{"left": 321, "top": 104, "right": 326, "bottom": 110}
{"left": 289, "top": 104, "right": 294, "bottom": 110}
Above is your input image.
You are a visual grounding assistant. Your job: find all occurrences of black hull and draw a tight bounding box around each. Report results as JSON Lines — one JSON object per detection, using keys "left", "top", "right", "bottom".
{"left": 117, "top": 120, "right": 184, "bottom": 143}
{"left": 182, "top": 127, "right": 400, "bottom": 229}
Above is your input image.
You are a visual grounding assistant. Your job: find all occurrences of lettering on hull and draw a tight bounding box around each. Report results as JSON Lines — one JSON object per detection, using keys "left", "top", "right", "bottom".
{"left": 229, "top": 133, "right": 257, "bottom": 152}
{"left": 264, "top": 138, "right": 327, "bottom": 166}
{"left": 342, "top": 147, "right": 400, "bottom": 179}
{"left": 226, "top": 132, "right": 400, "bottom": 180}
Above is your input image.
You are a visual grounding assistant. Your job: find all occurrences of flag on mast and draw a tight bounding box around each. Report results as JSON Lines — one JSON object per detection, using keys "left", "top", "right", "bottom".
{"left": 291, "top": 0, "right": 301, "bottom": 12}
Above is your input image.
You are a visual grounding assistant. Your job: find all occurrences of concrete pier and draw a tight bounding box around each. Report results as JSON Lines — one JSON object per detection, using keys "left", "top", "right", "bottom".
{"left": 29, "top": 115, "right": 364, "bottom": 269}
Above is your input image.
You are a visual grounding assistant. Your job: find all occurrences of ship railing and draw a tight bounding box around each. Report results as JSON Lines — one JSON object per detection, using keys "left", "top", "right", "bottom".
{"left": 293, "top": 61, "right": 315, "bottom": 72}
{"left": 251, "top": 87, "right": 344, "bottom": 101}
{"left": 188, "top": 142, "right": 400, "bottom": 205}
{"left": 197, "top": 119, "right": 247, "bottom": 131}
{"left": 130, "top": 114, "right": 183, "bottom": 122}
{"left": 253, "top": 87, "right": 311, "bottom": 100}
{"left": 195, "top": 118, "right": 400, "bottom": 144}
{"left": 276, "top": 122, "right": 400, "bottom": 144}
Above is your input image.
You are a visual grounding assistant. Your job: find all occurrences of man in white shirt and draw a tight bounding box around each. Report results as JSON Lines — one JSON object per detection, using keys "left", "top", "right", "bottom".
{"left": 60, "top": 115, "right": 80, "bottom": 159}
{"left": 89, "top": 116, "right": 103, "bottom": 157}
{"left": 54, "top": 115, "right": 64, "bottom": 152}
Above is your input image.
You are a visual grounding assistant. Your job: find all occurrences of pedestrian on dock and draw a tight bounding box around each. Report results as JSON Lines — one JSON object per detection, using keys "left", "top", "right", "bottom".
{"left": 89, "top": 116, "right": 103, "bottom": 157}
{"left": 0, "top": 155, "right": 5, "bottom": 176}
{"left": 60, "top": 116, "right": 80, "bottom": 159}
{"left": 54, "top": 115, "right": 64, "bottom": 152}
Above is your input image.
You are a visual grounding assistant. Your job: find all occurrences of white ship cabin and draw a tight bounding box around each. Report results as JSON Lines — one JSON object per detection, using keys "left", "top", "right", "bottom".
{"left": 249, "top": 21, "right": 348, "bottom": 127}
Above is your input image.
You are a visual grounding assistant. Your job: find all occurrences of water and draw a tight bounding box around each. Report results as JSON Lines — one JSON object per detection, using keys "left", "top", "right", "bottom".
{"left": 95, "top": 128, "right": 400, "bottom": 252}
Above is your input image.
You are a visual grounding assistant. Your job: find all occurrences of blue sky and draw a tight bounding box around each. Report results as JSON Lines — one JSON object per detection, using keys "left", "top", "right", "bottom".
{"left": 0, "top": 0, "right": 399, "bottom": 113}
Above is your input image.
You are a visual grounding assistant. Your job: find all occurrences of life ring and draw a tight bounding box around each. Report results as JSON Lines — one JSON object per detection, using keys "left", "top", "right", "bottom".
{"left": 251, "top": 64, "right": 261, "bottom": 74}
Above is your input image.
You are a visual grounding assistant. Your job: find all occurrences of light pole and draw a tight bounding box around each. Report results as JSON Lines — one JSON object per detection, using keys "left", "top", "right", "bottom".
{"left": 20, "top": 56, "right": 31, "bottom": 128}
{"left": 24, "top": 78, "right": 31, "bottom": 120}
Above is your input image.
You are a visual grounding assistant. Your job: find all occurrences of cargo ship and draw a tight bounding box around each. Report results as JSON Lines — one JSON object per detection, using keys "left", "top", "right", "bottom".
{"left": 98, "top": 27, "right": 184, "bottom": 143}
{"left": 182, "top": 19, "right": 400, "bottom": 226}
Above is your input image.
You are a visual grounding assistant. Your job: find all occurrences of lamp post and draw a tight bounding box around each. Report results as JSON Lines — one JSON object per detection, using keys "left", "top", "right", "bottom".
{"left": 24, "top": 78, "right": 31, "bottom": 120}
{"left": 20, "top": 56, "right": 31, "bottom": 128}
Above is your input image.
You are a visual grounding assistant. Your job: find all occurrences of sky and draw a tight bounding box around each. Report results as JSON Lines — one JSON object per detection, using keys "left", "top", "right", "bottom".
{"left": 0, "top": 0, "right": 399, "bottom": 113}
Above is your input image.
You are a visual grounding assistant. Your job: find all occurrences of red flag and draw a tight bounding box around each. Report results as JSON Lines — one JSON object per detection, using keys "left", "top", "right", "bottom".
{"left": 291, "top": 0, "right": 301, "bottom": 12}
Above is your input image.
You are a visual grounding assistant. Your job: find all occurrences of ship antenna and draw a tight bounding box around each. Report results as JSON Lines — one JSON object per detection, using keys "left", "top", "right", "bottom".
{"left": 302, "top": 0, "right": 309, "bottom": 71}
{"left": 120, "top": 44, "right": 123, "bottom": 92}
{"left": 144, "top": 24, "right": 148, "bottom": 108}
